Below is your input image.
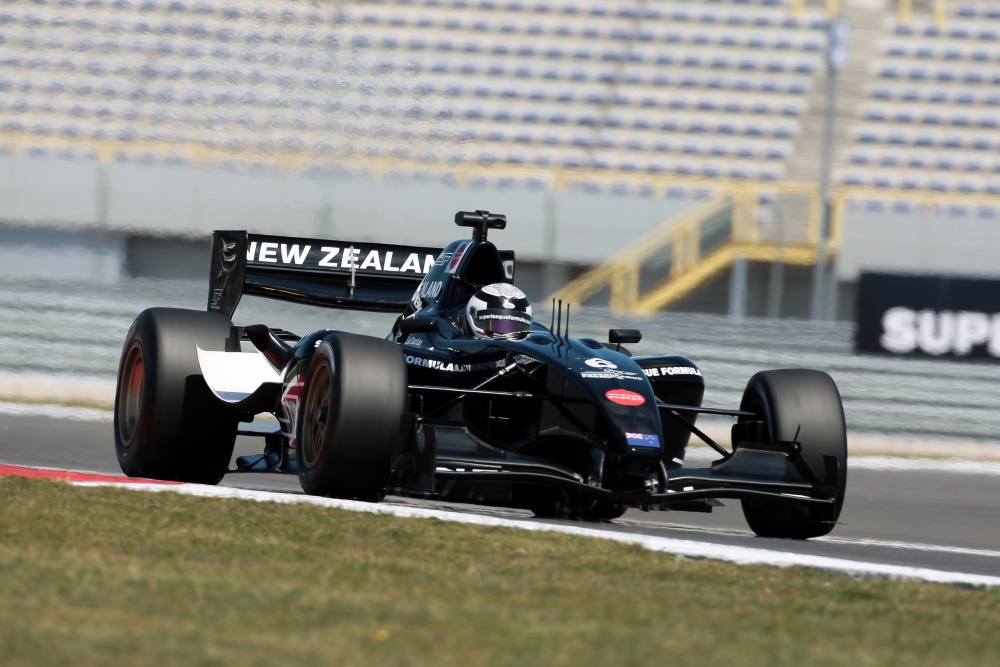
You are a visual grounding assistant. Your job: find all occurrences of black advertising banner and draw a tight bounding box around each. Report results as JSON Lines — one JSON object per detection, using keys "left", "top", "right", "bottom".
{"left": 855, "top": 272, "right": 1000, "bottom": 360}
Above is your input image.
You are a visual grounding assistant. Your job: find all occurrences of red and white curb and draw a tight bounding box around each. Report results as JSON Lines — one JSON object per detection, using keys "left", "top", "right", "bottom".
{"left": 0, "top": 464, "right": 181, "bottom": 485}
{"left": 2, "top": 464, "right": 999, "bottom": 589}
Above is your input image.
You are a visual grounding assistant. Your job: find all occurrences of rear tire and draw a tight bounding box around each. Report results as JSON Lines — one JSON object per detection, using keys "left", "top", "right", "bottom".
{"left": 737, "top": 369, "right": 847, "bottom": 539}
{"left": 114, "top": 308, "right": 239, "bottom": 484}
{"left": 297, "top": 333, "right": 407, "bottom": 500}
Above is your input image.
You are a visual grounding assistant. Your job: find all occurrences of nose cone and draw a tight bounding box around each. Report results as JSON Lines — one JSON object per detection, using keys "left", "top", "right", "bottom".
{"left": 548, "top": 344, "right": 663, "bottom": 456}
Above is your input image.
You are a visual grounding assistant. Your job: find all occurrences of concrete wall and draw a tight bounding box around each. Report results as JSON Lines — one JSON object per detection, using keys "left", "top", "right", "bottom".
{"left": 838, "top": 206, "right": 1000, "bottom": 281}
{"left": 0, "top": 227, "right": 124, "bottom": 282}
{"left": 4, "top": 153, "right": 1000, "bottom": 302}
{"left": 0, "top": 153, "right": 694, "bottom": 273}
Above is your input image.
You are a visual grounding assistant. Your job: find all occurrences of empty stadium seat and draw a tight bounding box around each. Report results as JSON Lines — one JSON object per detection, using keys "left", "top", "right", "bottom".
{"left": 0, "top": 0, "right": 838, "bottom": 182}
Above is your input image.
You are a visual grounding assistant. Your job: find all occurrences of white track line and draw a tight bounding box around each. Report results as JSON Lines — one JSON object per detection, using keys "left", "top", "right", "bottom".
{"left": 619, "top": 519, "right": 1000, "bottom": 561}
{"left": 72, "top": 479, "right": 1000, "bottom": 589}
{"left": 817, "top": 536, "right": 1000, "bottom": 560}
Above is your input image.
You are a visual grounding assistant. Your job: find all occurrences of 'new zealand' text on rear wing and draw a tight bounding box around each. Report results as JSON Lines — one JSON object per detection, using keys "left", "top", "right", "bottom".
{"left": 207, "top": 230, "right": 445, "bottom": 317}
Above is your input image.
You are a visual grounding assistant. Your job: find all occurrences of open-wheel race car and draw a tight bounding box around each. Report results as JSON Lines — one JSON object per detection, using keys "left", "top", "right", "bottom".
{"left": 114, "top": 210, "right": 848, "bottom": 539}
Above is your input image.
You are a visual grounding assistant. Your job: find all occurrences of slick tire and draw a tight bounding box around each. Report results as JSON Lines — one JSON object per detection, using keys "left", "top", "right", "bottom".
{"left": 114, "top": 307, "right": 240, "bottom": 484}
{"left": 737, "top": 369, "right": 848, "bottom": 540}
{"left": 297, "top": 333, "right": 407, "bottom": 500}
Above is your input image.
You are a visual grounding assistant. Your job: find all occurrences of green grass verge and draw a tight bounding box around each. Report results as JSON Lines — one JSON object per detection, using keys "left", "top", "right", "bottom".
{"left": 1, "top": 477, "right": 998, "bottom": 667}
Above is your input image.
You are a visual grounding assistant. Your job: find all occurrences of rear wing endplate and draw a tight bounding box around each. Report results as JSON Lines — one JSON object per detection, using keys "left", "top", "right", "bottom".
{"left": 207, "top": 231, "right": 443, "bottom": 318}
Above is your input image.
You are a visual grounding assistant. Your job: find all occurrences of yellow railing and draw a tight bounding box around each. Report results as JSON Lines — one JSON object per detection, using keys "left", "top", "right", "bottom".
{"left": 550, "top": 193, "right": 733, "bottom": 312}
{"left": 788, "top": 0, "right": 842, "bottom": 20}
{"left": 896, "top": 0, "right": 950, "bottom": 26}
{"left": 550, "top": 183, "right": 844, "bottom": 315}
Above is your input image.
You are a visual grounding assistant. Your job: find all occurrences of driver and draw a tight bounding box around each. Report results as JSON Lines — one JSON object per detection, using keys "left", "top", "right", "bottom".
{"left": 466, "top": 283, "right": 533, "bottom": 339}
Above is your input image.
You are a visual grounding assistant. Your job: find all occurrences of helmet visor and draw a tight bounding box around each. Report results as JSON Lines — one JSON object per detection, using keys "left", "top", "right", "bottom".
{"left": 472, "top": 309, "right": 532, "bottom": 337}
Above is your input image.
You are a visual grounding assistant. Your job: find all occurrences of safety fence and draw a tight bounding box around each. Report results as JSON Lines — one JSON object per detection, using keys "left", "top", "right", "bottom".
{"left": 2, "top": 277, "right": 999, "bottom": 443}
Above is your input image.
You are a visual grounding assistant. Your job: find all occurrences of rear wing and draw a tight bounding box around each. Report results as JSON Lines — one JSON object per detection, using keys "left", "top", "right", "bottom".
{"left": 207, "top": 231, "right": 443, "bottom": 318}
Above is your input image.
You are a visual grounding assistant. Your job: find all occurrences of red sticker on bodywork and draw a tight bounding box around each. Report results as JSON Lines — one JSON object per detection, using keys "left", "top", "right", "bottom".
{"left": 605, "top": 389, "right": 645, "bottom": 406}
{"left": 447, "top": 241, "right": 471, "bottom": 273}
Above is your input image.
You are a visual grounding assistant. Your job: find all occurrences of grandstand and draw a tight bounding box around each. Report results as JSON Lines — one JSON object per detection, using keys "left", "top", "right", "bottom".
{"left": 0, "top": 0, "right": 829, "bottom": 181}
{"left": 839, "top": 0, "right": 1000, "bottom": 197}
{"left": 0, "top": 0, "right": 994, "bottom": 186}
{"left": 1, "top": 0, "right": 1000, "bottom": 318}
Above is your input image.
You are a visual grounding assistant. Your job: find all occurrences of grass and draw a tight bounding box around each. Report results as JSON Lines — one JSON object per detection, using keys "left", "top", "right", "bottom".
{"left": 1, "top": 477, "right": 999, "bottom": 667}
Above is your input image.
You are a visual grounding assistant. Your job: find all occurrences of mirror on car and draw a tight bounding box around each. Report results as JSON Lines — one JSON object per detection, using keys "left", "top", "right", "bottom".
{"left": 609, "top": 328, "right": 642, "bottom": 345}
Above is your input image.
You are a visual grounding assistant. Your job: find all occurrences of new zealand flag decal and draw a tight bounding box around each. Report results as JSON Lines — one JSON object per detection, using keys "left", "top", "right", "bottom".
{"left": 625, "top": 432, "right": 661, "bottom": 448}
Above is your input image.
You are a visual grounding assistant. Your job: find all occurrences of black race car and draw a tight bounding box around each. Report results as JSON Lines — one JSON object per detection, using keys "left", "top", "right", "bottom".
{"left": 114, "top": 210, "right": 847, "bottom": 539}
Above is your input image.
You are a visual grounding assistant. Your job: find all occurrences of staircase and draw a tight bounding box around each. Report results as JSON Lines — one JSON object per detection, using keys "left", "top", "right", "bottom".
{"left": 551, "top": 183, "right": 840, "bottom": 314}
{"left": 784, "top": 0, "right": 887, "bottom": 190}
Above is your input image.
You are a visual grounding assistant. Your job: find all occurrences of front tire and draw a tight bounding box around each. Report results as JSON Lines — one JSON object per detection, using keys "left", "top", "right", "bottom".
{"left": 297, "top": 333, "right": 407, "bottom": 500}
{"left": 581, "top": 501, "right": 627, "bottom": 522}
{"left": 114, "top": 308, "right": 240, "bottom": 484}
{"left": 737, "top": 369, "right": 847, "bottom": 539}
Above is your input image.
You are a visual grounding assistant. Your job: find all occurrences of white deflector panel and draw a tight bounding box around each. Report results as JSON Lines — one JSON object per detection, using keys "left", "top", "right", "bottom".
{"left": 197, "top": 347, "right": 282, "bottom": 403}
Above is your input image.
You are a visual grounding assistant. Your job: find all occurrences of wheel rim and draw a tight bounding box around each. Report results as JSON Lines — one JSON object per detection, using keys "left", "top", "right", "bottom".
{"left": 118, "top": 343, "right": 144, "bottom": 446}
{"left": 300, "top": 359, "right": 332, "bottom": 469}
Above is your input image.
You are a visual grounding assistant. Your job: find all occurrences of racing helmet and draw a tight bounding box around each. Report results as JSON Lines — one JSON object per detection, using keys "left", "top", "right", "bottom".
{"left": 466, "top": 283, "right": 533, "bottom": 339}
